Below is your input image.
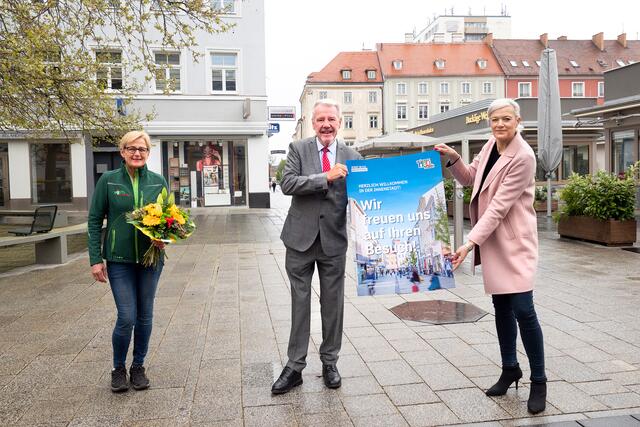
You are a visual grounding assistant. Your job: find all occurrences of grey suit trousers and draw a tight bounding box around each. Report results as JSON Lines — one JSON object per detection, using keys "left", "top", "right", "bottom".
{"left": 285, "top": 236, "right": 345, "bottom": 372}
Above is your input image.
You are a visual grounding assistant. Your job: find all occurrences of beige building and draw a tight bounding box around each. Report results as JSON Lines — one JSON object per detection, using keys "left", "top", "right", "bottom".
{"left": 376, "top": 42, "right": 505, "bottom": 132}
{"left": 298, "top": 52, "right": 383, "bottom": 146}
{"left": 408, "top": 13, "right": 511, "bottom": 43}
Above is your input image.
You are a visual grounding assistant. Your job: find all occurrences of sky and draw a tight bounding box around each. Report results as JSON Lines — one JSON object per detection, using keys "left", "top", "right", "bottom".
{"left": 263, "top": 0, "right": 640, "bottom": 158}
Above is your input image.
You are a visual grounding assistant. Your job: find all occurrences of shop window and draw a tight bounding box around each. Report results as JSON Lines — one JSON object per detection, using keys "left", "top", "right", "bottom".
{"left": 561, "top": 145, "right": 589, "bottom": 180}
{"left": 612, "top": 130, "right": 636, "bottom": 176}
{"left": 30, "top": 143, "right": 72, "bottom": 203}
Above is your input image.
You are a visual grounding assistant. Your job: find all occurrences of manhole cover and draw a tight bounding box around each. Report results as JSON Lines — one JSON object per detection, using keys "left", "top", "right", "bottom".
{"left": 622, "top": 247, "right": 640, "bottom": 254}
{"left": 390, "top": 300, "right": 488, "bottom": 325}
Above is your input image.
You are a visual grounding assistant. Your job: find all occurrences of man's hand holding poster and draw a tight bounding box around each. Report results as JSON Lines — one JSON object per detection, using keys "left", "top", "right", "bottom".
{"left": 346, "top": 152, "right": 455, "bottom": 296}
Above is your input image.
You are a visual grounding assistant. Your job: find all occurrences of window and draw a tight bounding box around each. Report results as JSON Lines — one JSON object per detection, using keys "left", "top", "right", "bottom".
{"left": 477, "top": 59, "right": 487, "bottom": 69}
{"left": 344, "top": 115, "right": 353, "bottom": 129}
{"left": 518, "top": 82, "right": 532, "bottom": 97}
{"left": 571, "top": 82, "right": 585, "bottom": 97}
{"left": 439, "top": 103, "right": 450, "bottom": 113}
{"left": 418, "top": 82, "right": 428, "bottom": 95}
{"left": 368, "top": 91, "right": 377, "bottom": 103}
{"left": 30, "top": 143, "right": 72, "bottom": 203}
{"left": 434, "top": 59, "right": 446, "bottom": 69}
{"left": 570, "top": 60, "right": 579, "bottom": 68}
{"left": 522, "top": 60, "right": 530, "bottom": 67}
{"left": 561, "top": 145, "right": 589, "bottom": 180}
{"left": 439, "top": 82, "right": 449, "bottom": 95}
{"left": 211, "top": 0, "right": 236, "bottom": 14}
{"left": 612, "top": 130, "right": 635, "bottom": 176}
{"left": 210, "top": 52, "right": 237, "bottom": 92}
{"left": 535, "top": 60, "right": 541, "bottom": 67}
{"left": 616, "top": 59, "right": 626, "bottom": 67}
{"left": 598, "top": 81, "right": 605, "bottom": 97}
{"left": 369, "top": 115, "right": 378, "bottom": 129}
{"left": 319, "top": 91, "right": 327, "bottom": 99}
{"left": 509, "top": 60, "right": 518, "bottom": 67}
{"left": 393, "top": 60, "right": 403, "bottom": 70}
{"left": 341, "top": 69, "right": 351, "bottom": 80}
{"left": 367, "top": 70, "right": 376, "bottom": 79}
{"left": 482, "top": 82, "right": 493, "bottom": 94}
{"left": 396, "top": 82, "right": 407, "bottom": 95}
{"left": 418, "top": 104, "right": 429, "bottom": 119}
{"left": 396, "top": 104, "right": 407, "bottom": 120}
{"left": 155, "top": 52, "right": 181, "bottom": 91}
{"left": 343, "top": 91, "right": 352, "bottom": 104}
{"left": 96, "top": 50, "right": 123, "bottom": 90}
{"left": 461, "top": 82, "right": 471, "bottom": 95}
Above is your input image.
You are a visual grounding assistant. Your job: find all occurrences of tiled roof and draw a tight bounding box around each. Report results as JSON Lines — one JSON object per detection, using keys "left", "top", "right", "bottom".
{"left": 491, "top": 39, "right": 640, "bottom": 76}
{"left": 376, "top": 43, "right": 503, "bottom": 77}
{"left": 306, "top": 51, "right": 382, "bottom": 83}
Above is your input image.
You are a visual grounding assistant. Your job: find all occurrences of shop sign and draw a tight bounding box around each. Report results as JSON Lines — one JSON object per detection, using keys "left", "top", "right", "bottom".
{"left": 268, "top": 106, "right": 296, "bottom": 121}
{"left": 465, "top": 111, "right": 488, "bottom": 125}
{"left": 414, "top": 127, "right": 434, "bottom": 135}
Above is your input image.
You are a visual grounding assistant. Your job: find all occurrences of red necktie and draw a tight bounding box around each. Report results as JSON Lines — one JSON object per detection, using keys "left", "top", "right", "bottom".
{"left": 322, "top": 147, "right": 331, "bottom": 172}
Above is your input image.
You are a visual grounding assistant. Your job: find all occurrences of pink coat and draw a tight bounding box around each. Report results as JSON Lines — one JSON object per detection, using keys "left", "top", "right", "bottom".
{"left": 449, "top": 133, "right": 538, "bottom": 295}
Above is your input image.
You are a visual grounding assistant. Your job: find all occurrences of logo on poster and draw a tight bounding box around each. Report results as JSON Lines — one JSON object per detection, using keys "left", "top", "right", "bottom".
{"left": 416, "top": 159, "right": 435, "bottom": 169}
{"left": 351, "top": 165, "right": 368, "bottom": 173}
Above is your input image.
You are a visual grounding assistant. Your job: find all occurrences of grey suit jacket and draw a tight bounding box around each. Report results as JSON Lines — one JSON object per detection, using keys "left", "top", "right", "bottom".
{"left": 280, "top": 137, "right": 362, "bottom": 256}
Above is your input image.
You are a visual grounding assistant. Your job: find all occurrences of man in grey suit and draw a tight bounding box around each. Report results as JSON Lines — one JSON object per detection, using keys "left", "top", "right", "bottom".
{"left": 271, "top": 99, "right": 362, "bottom": 394}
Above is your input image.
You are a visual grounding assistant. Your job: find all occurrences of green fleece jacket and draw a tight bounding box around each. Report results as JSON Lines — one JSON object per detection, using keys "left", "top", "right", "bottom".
{"left": 88, "top": 162, "right": 168, "bottom": 266}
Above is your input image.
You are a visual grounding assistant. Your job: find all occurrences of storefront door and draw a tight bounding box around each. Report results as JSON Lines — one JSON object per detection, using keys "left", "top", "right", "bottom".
{"left": 0, "top": 150, "right": 8, "bottom": 206}
{"left": 93, "top": 151, "right": 122, "bottom": 185}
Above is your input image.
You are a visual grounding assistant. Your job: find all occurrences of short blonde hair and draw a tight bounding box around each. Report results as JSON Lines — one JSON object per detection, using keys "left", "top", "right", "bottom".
{"left": 119, "top": 130, "right": 151, "bottom": 150}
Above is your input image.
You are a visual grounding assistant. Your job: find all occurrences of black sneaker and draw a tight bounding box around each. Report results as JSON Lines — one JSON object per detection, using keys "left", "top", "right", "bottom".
{"left": 111, "top": 367, "right": 129, "bottom": 393}
{"left": 129, "top": 365, "right": 150, "bottom": 390}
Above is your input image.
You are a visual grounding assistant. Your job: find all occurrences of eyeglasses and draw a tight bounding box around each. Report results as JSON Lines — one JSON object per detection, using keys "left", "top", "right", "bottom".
{"left": 124, "top": 147, "right": 149, "bottom": 154}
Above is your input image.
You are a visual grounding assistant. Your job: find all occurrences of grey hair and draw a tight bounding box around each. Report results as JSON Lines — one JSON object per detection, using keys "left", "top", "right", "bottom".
{"left": 487, "top": 98, "right": 521, "bottom": 118}
{"left": 312, "top": 98, "right": 341, "bottom": 120}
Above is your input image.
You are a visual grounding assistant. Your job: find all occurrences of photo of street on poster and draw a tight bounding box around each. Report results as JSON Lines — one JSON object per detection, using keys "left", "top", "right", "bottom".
{"left": 346, "top": 151, "right": 455, "bottom": 296}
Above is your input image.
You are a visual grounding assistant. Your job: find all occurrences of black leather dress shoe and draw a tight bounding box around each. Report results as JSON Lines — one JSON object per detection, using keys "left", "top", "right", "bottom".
{"left": 271, "top": 367, "right": 303, "bottom": 395}
{"left": 322, "top": 364, "right": 341, "bottom": 389}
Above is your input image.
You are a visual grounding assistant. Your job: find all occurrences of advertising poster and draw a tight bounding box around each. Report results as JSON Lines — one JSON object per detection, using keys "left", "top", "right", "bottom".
{"left": 346, "top": 151, "right": 455, "bottom": 296}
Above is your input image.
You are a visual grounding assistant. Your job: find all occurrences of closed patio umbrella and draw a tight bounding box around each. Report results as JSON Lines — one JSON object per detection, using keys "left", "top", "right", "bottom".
{"left": 537, "top": 48, "right": 563, "bottom": 217}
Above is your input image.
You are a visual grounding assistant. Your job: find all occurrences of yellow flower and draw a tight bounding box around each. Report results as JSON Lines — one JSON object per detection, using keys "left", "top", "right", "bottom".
{"left": 145, "top": 203, "right": 163, "bottom": 217}
{"left": 142, "top": 215, "right": 161, "bottom": 226}
{"left": 173, "top": 213, "right": 185, "bottom": 225}
{"left": 167, "top": 204, "right": 181, "bottom": 217}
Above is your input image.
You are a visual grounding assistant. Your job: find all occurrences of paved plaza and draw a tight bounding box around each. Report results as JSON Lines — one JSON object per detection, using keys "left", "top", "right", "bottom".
{"left": 1, "top": 190, "right": 640, "bottom": 426}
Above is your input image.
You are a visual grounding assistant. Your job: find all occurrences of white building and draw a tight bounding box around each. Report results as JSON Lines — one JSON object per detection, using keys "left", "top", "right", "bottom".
{"left": 408, "top": 13, "right": 511, "bottom": 43}
{"left": 0, "top": 0, "right": 269, "bottom": 210}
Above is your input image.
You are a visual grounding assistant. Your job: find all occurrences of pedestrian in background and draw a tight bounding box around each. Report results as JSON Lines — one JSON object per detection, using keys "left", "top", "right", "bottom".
{"left": 272, "top": 99, "right": 362, "bottom": 394}
{"left": 88, "top": 130, "right": 168, "bottom": 393}
{"left": 435, "top": 98, "right": 547, "bottom": 414}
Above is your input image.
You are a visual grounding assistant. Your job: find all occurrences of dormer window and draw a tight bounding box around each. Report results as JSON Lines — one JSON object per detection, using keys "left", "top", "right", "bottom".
{"left": 570, "top": 60, "right": 579, "bottom": 67}
{"left": 535, "top": 60, "right": 541, "bottom": 67}
{"left": 392, "top": 60, "right": 403, "bottom": 70}
{"left": 616, "top": 59, "right": 626, "bottom": 67}
{"left": 434, "top": 59, "right": 446, "bottom": 69}
{"left": 341, "top": 69, "right": 351, "bottom": 80}
{"left": 366, "top": 70, "right": 376, "bottom": 79}
{"left": 522, "top": 60, "right": 530, "bottom": 67}
{"left": 597, "top": 59, "right": 608, "bottom": 67}
{"left": 476, "top": 59, "right": 488, "bottom": 69}
{"left": 509, "top": 60, "right": 518, "bottom": 67}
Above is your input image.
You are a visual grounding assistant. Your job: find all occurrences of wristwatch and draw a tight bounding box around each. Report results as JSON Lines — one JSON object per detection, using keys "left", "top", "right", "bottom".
{"left": 464, "top": 241, "right": 474, "bottom": 252}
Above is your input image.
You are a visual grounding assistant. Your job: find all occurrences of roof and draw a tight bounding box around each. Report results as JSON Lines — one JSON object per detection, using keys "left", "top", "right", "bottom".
{"left": 491, "top": 39, "right": 640, "bottom": 77}
{"left": 376, "top": 43, "right": 503, "bottom": 77}
{"left": 572, "top": 94, "right": 640, "bottom": 117}
{"left": 353, "top": 132, "right": 437, "bottom": 152}
{"left": 306, "top": 51, "right": 382, "bottom": 84}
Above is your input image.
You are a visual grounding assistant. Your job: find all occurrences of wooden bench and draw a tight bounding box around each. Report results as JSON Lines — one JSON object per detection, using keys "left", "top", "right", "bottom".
{"left": 0, "top": 222, "right": 87, "bottom": 264}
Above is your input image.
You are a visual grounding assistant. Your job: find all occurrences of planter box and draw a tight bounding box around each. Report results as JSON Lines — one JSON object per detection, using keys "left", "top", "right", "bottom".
{"left": 446, "top": 200, "right": 470, "bottom": 219}
{"left": 557, "top": 215, "right": 637, "bottom": 246}
{"left": 534, "top": 200, "right": 558, "bottom": 212}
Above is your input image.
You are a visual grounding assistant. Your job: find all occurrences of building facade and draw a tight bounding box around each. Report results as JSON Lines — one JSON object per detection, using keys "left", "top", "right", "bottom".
{"left": 408, "top": 13, "right": 511, "bottom": 43}
{"left": 376, "top": 43, "right": 504, "bottom": 133}
{"left": 298, "top": 52, "right": 383, "bottom": 146}
{"left": 0, "top": 0, "right": 269, "bottom": 210}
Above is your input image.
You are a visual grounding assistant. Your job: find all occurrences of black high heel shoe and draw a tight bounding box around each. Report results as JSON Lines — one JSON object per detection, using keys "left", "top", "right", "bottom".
{"left": 527, "top": 381, "right": 547, "bottom": 414}
{"left": 485, "top": 364, "right": 523, "bottom": 396}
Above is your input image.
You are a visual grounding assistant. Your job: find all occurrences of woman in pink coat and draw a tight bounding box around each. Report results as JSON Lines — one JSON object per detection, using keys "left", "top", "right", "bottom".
{"left": 435, "top": 98, "right": 546, "bottom": 414}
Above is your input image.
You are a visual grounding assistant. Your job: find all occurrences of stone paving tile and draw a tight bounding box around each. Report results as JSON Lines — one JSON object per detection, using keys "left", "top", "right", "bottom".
{"left": 546, "top": 356, "right": 606, "bottom": 382}
{"left": 400, "top": 349, "right": 447, "bottom": 366}
{"left": 578, "top": 415, "right": 640, "bottom": 426}
{"left": 398, "top": 402, "right": 460, "bottom": 426}
{"left": 337, "top": 375, "right": 384, "bottom": 397}
{"left": 342, "top": 393, "right": 397, "bottom": 418}
{"left": 243, "top": 404, "right": 296, "bottom": 427}
{"left": 352, "top": 413, "right": 409, "bottom": 427}
{"left": 545, "top": 381, "right": 608, "bottom": 413}
{"left": 384, "top": 383, "right": 440, "bottom": 406}
{"left": 437, "top": 387, "right": 511, "bottom": 422}
{"left": 574, "top": 380, "right": 630, "bottom": 396}
{"left": 594, "top": 392, "right": 640, "bottom": 409}
{"left": 367, "top": 359, "right": 422, "bottom": 386}
{"left": 413, "top": 362, "right": 475, "bottom": 390}
{"left": 587, "top": 360, "right": 638, "bottom": 374}
{"left": 299, "top": 411, "right": 353, "bottom": 427}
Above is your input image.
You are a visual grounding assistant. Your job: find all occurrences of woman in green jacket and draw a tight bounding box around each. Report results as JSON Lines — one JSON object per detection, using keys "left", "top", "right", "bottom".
{"left": 88, "top": 130, "right": 168, "bottom": 393}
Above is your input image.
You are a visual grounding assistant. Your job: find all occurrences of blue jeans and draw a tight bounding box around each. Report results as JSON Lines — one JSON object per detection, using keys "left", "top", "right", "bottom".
{"left": 492, "top": 291, "right": 547, "bottom": 382}
{"left": 107, "top": 261, "right": 163, "bottom": 369}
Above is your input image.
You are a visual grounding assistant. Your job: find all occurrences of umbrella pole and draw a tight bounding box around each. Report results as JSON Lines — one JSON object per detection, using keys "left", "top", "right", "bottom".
{"left": 547, "top": 177, "right": 552, "bottom": 217}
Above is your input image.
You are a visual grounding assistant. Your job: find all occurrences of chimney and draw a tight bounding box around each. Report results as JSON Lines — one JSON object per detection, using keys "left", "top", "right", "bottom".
{"left": 592, "top": 32, "right": 604, "bottom": 51}
{"left": 539, "top": 33, "right": 548, "bottom": 48}
{"left": 617, "top": 33, "right": 627, "bottom": 48}
{"left": 484, "top": 33, "right": 494, "bottom": 47}
{"left": 557, "top": 36, "right": 567, "bottom": 41}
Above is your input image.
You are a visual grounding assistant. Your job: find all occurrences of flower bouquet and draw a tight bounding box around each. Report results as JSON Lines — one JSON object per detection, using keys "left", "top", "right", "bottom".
{"left": 126, "top": 188, "right": 196, "bottom": 267}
